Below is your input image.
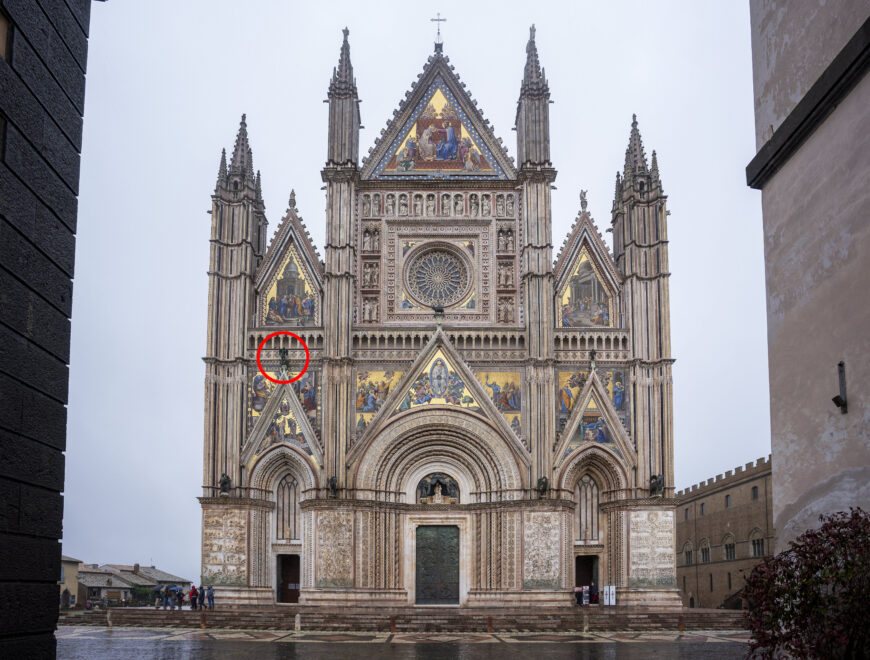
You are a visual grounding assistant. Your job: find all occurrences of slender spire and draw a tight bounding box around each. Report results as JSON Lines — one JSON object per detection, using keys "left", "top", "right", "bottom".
{"left": 650, "top": 149, "right": 662, "bottom": 190}
{"left": 521, "top": 24, "right": 548, "bottom": 94}
{"left": 329, "top": 27, "right": 357, "bottom": 98}
{"left": 215, "top": 148, "right": 227, "bottom": 191}
{"left": 255, "top": 170, "right": 262, "bottom": 201}
{"left": 625, "top": 113, "right": 649, "bottom": 174}
{"left": 230, "top": 114, "right": 253, "bottom": 176}
{"left": 612, "top": 172, "right": 623, "bottom": 212}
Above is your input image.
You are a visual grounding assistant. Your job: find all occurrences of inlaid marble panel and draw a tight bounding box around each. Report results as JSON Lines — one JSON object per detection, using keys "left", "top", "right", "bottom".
{"left": 628, "top": 510, "right": 676, "bottom": 588}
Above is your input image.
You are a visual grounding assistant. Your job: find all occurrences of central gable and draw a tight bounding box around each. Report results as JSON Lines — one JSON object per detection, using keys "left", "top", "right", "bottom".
{"left": 362, "top": 54, "right": 515, "bottom": 181}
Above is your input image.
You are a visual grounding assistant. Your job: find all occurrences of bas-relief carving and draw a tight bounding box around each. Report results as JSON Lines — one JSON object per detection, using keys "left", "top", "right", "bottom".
{"left": 523, "top": 511, "right": 561, "bottom": 589}
{"left": 316, "top": 510, "right": 354, "bottom": 588}
{"left": 628, "top": 510, "right": 676, "bottom": 588}
{"left": 202, "top": 508, "right": 248, "bottom": 586}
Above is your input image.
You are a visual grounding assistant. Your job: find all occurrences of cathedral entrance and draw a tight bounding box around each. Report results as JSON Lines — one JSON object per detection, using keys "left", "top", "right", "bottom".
{"left": 276, "top": 554, "right": 300, "bottom": 603}
{"left": 575, "top": 555, "right": 599, "bottom": 588}
{"left": 415, "top": 525, "right": 459, "bottom": 605}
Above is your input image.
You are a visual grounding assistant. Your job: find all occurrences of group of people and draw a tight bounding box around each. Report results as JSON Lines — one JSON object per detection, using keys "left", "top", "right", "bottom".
{"left": 157, "top": 584, "right": 215, "bottom": 610}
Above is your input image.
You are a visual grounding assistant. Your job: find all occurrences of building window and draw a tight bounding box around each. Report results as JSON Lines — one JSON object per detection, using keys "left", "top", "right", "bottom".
{"left": 0, "top": 11, "right": 9, "bottom": 61}
{"left": 701, "top": 547, "right": 710, "bottom": 564}
{"left": 725, "top": 543, "right": 736, "bottom": 560}
{"left": 685, "top": 508, "right": 689, "bottom": 520}
{"left": 276, "top": 475, "right": 299, "bottom": 540}
{"left": 709, "top": 574, "right": 713, "bottom": 592}
{"left": 752, "top": 538, "right": 765, "bottom": 557}
{"left": 727, "top": 572, "right": 732, "bottom": 590}
{"left": 700, "top": 503, "right": 705, "bottom": 516}
{"left": 685, "top": 550, "right": 693, "bottom": 566}
{"left": 683, "top": 576, "right": 686, "bottom": 592}
{"left": 752, "top": 486, "right": 759, "bottom": 500}
{"left": 725, "top": 494, "right": 731, "bottom": 508}
{"left": 576, "top": 474, "right": 600, "bottom": 541}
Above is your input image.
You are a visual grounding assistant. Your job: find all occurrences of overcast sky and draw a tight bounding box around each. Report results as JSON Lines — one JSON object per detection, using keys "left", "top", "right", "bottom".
{"left": 63, "top": 0, "right": 770, "bottom": 582}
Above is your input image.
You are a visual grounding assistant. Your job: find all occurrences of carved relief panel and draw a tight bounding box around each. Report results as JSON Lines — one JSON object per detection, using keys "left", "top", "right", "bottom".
{"left": 202, "top": 507, "right": 248, "bottom": 586}
{"left": 628, "top": 510, "right": 676, "bottom": 588}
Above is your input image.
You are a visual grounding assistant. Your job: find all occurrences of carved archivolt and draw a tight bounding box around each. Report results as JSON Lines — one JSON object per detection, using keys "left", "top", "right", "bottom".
{"left": 249, "top": 443, "right": 318, "bottom": 492}
{"left": 353, "top": 408, "right": 524, "bottom": 499}
{"left": 558, "top": 444, "right": 628, "bottom": 493}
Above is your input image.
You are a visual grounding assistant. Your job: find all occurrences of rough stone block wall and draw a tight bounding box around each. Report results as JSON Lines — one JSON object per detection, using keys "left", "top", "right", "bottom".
{"left": 0, "top": 0, "right": 91, "bottom": 656}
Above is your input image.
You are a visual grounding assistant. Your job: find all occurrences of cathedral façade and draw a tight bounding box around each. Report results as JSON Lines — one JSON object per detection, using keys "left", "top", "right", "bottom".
{"left": 200, "top": 26, "right": 680, "bottom": 609}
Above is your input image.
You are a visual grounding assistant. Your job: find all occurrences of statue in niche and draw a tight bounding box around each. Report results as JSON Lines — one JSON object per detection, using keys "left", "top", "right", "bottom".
{"left": 506, "top": 195, "right": 515, "bottom": 216}
{"left": 496, "top": 195, "right": 505, "bottom": 217}
{"left": 362, "top": 229, "right": 372, "bottom": 252}
{"left": 482, "top": 195, "right": 491, "bottom": 217}
{"left": 497, "top": 230, "right": 506, "bottom": 252}
{"left": 454, "top": 195, "right": 464, "bottom": 215}
{"left": 505, "top": 229, "right": 514, "bottom": 251}
{"left": 372, "top": 194, "right": 381, "bottom": 215}
{"left": 498, "top": 297, "right": 514, "bottom": 323}
{"left": 469, "top": 195, "right": 479, "bottom": 217}
{"left": 371, "top": 229, "right": 380, "bottom": 251}
{"left": 417, "top": 472, "right": 459, "bottom": 504}
{"left": 426, "top": 195, "right": 435, "bottom": 216}
{"left": 386, "top": 194, "right": 396, "bottom": 215}
{"left": 413, "top": 195, "right": 423, "bottom": 216}
{"left": 362, "top": 195, "right": 371, "bottom": 216}
{"left": 399, "top": 195, "right": 408, "bottom": 215}
{"left": 328, "top": 476, "right": 338, "bottom": 498}
{"left": 649, "top": 474, "right": 664, "bottom": 497}
{"left": 536, "top": 476, "right": 549, "bottom": 499}
{"left": 498, "top": 263, "right": 513, "bottom": 287}
{"left": 219, "top": 473, "right": 232, "bottom": 496}
{"left": 441, "top": 193, "right": 450, "bottom": 216}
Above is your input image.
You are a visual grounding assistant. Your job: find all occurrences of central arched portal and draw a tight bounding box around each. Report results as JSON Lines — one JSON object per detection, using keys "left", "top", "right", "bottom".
{"left": 353, "top": 408, "right": 526, "bottom": 606}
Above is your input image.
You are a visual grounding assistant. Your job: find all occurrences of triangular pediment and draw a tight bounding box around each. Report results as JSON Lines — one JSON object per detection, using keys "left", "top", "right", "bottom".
{"left": 554, "top": 371, "right": 634, "bottom": 468}
{"left": 554, "top": 208, "right": 621, "bottom": 329}
{"left": 361, "top": 54, "right": 516, "bottom": 181}
{"left": 242, "top": 380, "right": 323, "bottom": 472}
{"left": 255, "top": 202, "right": 323, "bottom": 328}
{"left": 347, "top": 330, "right": 529, "bottom": 464}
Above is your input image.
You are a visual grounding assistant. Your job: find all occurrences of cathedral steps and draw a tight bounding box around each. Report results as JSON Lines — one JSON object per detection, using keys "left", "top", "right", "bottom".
{"left": 59, "top": 606, "right": 746, "bottom": 632}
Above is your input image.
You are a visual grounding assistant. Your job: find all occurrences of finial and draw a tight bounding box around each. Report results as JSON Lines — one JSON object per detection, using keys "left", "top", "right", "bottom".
{"left": 289, "top": 189, "right": 296, "bottom": 210}
{"left": 530, "top": 24, "right": 536, "bottom": 41}
{"left": 632, "top": 113, "right": 637, "bottom": 127}
{"left": 342, "top": 26, "right": 349, "bottom": 40}
{"left": 580, "top": 189, "right": 588, "bottom": 212}
{"left": 431, "top": 12, "right": 447, "bottom": 46}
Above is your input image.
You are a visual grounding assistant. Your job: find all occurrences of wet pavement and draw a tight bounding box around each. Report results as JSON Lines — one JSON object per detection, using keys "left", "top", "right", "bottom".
{"left": 57, "top": 626, "right": 749, "bottom": 658}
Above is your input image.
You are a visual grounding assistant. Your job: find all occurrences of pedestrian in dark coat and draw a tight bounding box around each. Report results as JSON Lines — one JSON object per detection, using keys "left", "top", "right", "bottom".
{"left": 198, "top": 585, "right": 206, "bottom": 610}
{"left": 207, "top": 585, "right": 215, "bottom": 610}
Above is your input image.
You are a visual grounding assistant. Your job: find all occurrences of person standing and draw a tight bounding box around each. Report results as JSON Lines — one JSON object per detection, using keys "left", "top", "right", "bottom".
{"left": 175, "top": 588, "right": 184, "bottom": 610}
{"left": 207, "top": 585, "right": 214, "bottom": 610}
{"left": 189, "top": 584, "right": 198, "bottom": 610}
{"left": 162, "top": 585, "right": 169, "bottom": 610}
{"left": 198, "top": 585, "right": 205, "bottom": 610}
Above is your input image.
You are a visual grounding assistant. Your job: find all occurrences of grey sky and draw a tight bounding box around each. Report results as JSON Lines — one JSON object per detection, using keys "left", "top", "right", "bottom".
{"left": 64, "top": 0, "right": 770, "bottom": 583}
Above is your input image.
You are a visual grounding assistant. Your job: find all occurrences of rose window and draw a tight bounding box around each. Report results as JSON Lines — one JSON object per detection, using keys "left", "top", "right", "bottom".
{"left": 405, "top": 248, "right": 470, "bottom": 307}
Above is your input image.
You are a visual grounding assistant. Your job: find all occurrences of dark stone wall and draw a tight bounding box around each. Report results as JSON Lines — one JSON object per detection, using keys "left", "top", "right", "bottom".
{"left": 0, "top": 0, "right": 91, "bottom": 657}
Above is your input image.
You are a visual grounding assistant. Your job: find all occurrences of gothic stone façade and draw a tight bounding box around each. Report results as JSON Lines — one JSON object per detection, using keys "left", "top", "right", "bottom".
{"left": 200, "top": 27, "right": 681, "bottom": 609}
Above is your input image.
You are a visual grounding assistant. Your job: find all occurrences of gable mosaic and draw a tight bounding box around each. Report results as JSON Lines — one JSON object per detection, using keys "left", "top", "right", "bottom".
{"left": 558, "top": 248, "right": 613, "bottom": 328}
{"left": 261, "top": 246, "right": 318, "bottom": 326}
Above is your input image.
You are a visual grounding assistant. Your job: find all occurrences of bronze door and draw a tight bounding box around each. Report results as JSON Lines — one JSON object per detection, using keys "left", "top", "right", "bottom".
{"left": 415, "top": 525, "right": 459, "bottom": 605}
{"left": 277, "top": 554, "right": 300, "bottom": 603}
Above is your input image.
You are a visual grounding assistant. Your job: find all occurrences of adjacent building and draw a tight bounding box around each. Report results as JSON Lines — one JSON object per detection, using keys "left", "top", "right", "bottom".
{"left": 59, "top": 555, "right": 83, "bottom": 609}
{"left": 676, "top": 457, "right": 774, "bottom": 609}
{"left": 747, "top": 2, "right": 870, "bottom": 550}
{"left": 200, "top": 28, "right": 682, "bottom": 608}
{"left": 76, "top": 565, "right": 135, "bottom": 604}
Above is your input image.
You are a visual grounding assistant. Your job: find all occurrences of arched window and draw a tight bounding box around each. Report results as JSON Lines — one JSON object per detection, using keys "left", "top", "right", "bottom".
{"left": 722, "top": 533, "right": 736, "bottom": 561}
{"left": 699, "top": 538, "right": 711, "bottom": 564}
{"left": 576, "top": 474, "right": 599, "bottom": 541}
{"left": 276, "top": 475, "right": 299, "bottom": 540}
{"left": 749, "top": 528, "right": 765, "bottom": 557}
{"left": 683, "top": 541, "right": 693, "bottom": 566}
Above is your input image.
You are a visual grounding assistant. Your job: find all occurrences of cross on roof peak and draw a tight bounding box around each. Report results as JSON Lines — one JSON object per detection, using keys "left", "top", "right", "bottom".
{"left": 431, "top": 12, "right": 446, "bottom": 47}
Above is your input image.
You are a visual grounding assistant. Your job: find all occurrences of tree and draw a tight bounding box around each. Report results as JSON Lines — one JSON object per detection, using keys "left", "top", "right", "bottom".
{"left": 744, "top": 508, "right": 870, "bottom": 659}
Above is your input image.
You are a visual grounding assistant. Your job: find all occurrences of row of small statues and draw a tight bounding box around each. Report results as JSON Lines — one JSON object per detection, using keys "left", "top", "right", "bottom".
{"left": 362, "top": 193, "right": 515, "bottom": 218}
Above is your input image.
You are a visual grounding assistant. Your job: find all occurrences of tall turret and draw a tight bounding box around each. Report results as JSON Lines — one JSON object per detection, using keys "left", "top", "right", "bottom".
{"left": 515, "top": 25, "right": 557, "bottom": 484}
{"left": 203, "top": 115, "right": 267, "bottom": 490}
{"left": 321, "top": 29, "right": 360, "bottom": 487}
{"left": 326, "top": 27, "right": 361, "bottom": 166}
{"left": 610, "top": 115, "right": 673, "bottom": 488}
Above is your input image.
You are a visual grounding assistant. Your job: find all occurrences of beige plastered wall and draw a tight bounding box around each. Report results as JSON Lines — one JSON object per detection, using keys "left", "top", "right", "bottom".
{"left": 749, "top": 0, "right": 870, "bottom": 148}
{"left": 755, "top": 74, "right": 870, "bottom": 552}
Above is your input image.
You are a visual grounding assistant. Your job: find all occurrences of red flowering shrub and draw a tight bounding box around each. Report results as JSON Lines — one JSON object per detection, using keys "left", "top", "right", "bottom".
{"left": 744, "top": 508, "right": 870, "bottom": 659}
